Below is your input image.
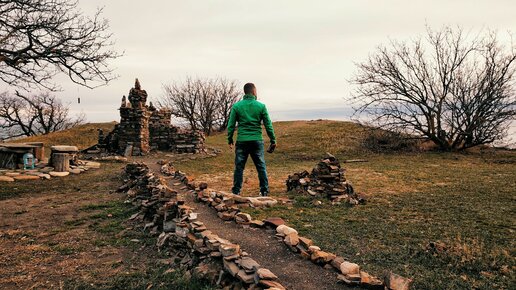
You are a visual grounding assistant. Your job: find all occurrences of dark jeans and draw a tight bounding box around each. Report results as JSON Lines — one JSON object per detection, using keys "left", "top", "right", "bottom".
{"left": 232, "top": 140, "right": 269, "bottom": 195}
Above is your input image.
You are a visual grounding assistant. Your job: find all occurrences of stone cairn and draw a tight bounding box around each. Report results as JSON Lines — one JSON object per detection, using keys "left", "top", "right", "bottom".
{"left": 286, "top": 153, "right": 366, "bottom": 205}
{"left": 118, "top": 162, "right": 286, "bottom": 289}
{"left": 94, "top": 79, "right": 205, "bottom": 156}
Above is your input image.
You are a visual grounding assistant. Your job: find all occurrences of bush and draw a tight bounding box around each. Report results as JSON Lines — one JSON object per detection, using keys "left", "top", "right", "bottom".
{"left": 362, "top": 129, "right": 420, "bottom": 152}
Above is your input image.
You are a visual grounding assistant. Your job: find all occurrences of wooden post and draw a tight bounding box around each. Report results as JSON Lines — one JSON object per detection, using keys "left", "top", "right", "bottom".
{"left": 52, "top": 153, "right": 70, "bottom": 172}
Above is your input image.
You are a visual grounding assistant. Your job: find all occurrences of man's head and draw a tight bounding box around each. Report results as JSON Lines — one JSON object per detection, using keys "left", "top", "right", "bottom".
{"left": 243, "top": 83, "right": 257, "bottom": 96}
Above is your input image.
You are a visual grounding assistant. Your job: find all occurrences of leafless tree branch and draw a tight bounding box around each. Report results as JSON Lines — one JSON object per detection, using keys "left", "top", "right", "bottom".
{"left": 351, "top": 26, "right": 516, "bottom": 150}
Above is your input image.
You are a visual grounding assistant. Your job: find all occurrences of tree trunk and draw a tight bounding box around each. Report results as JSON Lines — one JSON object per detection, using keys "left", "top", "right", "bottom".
{"left": 52, "top": 153, "right": 70, "bottom": 172}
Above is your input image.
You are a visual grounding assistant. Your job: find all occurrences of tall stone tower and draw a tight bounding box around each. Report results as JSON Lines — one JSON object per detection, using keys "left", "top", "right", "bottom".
{"left": 117, "top": 78, "right": 150, "bottom": 155}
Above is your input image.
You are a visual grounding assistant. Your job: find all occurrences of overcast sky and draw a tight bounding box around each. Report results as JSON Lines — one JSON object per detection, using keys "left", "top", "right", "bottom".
{"left": 9, "top": 0, "right": 516, "bottom": 124}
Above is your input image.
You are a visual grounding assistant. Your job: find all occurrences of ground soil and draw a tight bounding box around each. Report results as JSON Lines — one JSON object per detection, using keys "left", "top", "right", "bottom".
{"left": 0, "top": 164, "right": 155, "bottom": 289}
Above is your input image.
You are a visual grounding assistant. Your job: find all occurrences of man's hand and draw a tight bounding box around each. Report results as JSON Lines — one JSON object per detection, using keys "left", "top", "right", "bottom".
{"left": 267, "top": 142, "right": 277, "bottom": 153}
{"left": 229, "top": 142, "right": 234, "bottom": 150}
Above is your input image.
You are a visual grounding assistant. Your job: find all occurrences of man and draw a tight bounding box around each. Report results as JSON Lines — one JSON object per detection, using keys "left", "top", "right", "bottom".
{"left": 227, "top": 83, "right": 276, "bottom": 196}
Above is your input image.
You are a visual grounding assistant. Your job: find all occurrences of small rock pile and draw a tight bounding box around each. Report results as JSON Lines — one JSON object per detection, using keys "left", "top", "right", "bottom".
{"left": 119, "top": 162, "right": 285, "bottom": 289}
{"left": 286, "top": 153, "right": 365, "bottom": 205}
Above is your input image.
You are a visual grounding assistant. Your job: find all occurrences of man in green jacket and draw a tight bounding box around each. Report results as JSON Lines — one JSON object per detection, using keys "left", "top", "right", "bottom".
{"left": 227, "top": 83, "right": 276, "bottom": 196}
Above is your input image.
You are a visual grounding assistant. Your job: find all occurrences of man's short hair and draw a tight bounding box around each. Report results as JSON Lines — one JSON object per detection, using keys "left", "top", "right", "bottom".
{"left": 244, "top": 83, "right": 255, "bottom": 94}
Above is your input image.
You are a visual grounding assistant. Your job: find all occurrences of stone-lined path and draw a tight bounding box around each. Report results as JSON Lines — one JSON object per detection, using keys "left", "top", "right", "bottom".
{"left": 146, "top": 160, "right": 352, "bottom": 290}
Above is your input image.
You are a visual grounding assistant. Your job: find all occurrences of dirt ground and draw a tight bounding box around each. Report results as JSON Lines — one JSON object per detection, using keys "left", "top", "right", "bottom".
{"left": 0, "top": 163, "right": 159, "bottom": 289}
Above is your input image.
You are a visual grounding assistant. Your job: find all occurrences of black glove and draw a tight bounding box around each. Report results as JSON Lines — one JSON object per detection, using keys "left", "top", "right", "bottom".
{"left": 267, "top": 143, "right": 276, "bottom": 153}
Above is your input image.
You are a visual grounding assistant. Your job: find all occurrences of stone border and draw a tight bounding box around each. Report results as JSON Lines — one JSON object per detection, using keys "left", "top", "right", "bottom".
{"left": 166, "top": 163, "right": 412, "bottom": 290}
{"left": 0, "top": 160, "right": 101, "bottom": 182}
{"left": 119, "top": 162, "right": 287, "bottom": 289}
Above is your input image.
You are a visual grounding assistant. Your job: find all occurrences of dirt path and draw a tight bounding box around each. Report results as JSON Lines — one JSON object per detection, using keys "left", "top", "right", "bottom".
{"left": 146, "top": 160, "right": 352, "bottom": 290}
{"left": 184, "top": 189, "right": 348, "bottom": 290}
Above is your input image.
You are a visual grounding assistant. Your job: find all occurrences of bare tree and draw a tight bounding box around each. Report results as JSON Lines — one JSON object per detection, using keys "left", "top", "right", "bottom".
{"left": 214, "top": 78, "right": 240, "bottom": 132}
{"left": 351, "top": 26, "right": 516, "bottom": 150}
{"left": 0, "top": 0, "right": 120, "bottom": 91}
{"left": 160, "top": 77, "right": 240, "bottom": 135}
{"left": 0, "top": 91, "right": 85, "bottom": 139}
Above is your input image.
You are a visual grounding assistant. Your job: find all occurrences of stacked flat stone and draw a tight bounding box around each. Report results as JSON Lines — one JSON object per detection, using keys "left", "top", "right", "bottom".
{"left": 119, "top": 162, "right": 285, "bottom": 289}
{"left": 115, "top": 79, "right": 151, "bottom": 155}
{"left": 98, "top": 79, "right": 205, "bottom": 156}
{"left": 286, "top": 153, "right": 366, "bottom": 205}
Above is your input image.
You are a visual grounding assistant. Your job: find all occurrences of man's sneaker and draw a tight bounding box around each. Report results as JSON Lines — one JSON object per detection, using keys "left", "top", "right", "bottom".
{"left": 260, "top": 192, "right": 269, "bottom": 197}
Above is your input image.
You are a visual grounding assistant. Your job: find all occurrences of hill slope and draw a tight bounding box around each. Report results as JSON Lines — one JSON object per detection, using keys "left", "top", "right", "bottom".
{"left": 10, "top": 122, "right": 116, "bottom": 156}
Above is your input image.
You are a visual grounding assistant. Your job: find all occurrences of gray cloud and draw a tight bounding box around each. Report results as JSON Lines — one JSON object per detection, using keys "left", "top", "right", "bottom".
{"left": 2, "top": 0, "right": 515, "bottom": 132}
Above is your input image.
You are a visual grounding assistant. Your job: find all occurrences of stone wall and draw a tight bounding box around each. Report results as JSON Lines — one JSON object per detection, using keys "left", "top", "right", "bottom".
{"left": 99, "top": 79, "right": 204, "bottom": 156}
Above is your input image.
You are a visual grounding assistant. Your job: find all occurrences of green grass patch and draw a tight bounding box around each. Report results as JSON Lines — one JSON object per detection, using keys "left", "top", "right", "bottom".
{"left": 64, "top": 265, "right": 215, "bottom": 290}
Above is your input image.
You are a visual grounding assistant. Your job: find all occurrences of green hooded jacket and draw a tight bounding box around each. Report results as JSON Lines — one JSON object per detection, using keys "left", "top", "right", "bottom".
{"left": 227, "top": 94, "right": 276, "bottom": 144}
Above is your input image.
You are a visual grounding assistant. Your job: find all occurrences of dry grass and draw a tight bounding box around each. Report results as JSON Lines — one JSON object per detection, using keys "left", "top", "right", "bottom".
{"left": 171, "top": 120, "right": 516, "bottom": 290}
{"left": 3, "top": 119, "right": 515, "bottom": 289}
{"left": 10, "top": 122, "right": 116, "bottom": 158}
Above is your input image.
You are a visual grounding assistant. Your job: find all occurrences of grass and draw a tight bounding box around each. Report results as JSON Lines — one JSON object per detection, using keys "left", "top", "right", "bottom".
{"left": 171, "top": 120, "right": 516, "bottom": 290}
{"left": 0, "top": 159, "right": 213, "bottom": 289}
{"left": 0, "top": 162, "right": 123, "bottom": 200}
{"left": 64, "top": 266, "right": 215, "bottom": 290}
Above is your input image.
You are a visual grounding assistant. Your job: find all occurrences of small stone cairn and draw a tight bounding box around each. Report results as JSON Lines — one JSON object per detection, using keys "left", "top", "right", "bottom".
{"left": 286, "top": 153, "right": 366, "bottom": 205}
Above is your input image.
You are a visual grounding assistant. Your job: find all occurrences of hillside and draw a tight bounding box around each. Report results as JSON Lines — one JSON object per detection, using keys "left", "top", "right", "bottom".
{"left": 10, "top": 122, "right": 116, "bottom": 157}
{"left": 2, "top": 119, "right": 515, "bottom": 289}
{"left": 172, "top": 120, "right": 516, "bottom": 290}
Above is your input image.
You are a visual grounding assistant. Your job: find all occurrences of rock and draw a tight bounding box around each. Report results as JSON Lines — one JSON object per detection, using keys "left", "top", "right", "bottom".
{"left": 0, "top": 176, "right": 15, "bottom": 182}
{"left": 255, "top": 268, "right": 278, "bottom": 281}
{"left": 384, "top": 272, "right": 412, "bottom": 290}
{"left": 219, "top": 243, "right": 240, "bottom": 257}
{"left": 51, "top": 145, "right": 78, "bottom": 152}
{"left": 258, "top": 280, "right": 286, "bottom": 290}
{"left": 235, "top": 213, "right": 252, "bottom": 224}
{"left": 239, "top": 257, "right": 260, "bottom": 272}
{"left": 223, "top": 260, "right": 240, "bottom": 277}
{"left": 250, "top": 220, "right": 265, "bottom": 228}
{"left": 337, "top": 273, "right": 361, "bottom": 285}
{"left": 298, "top": 236, "right": 313, "bottom": 248}
{"left": 198, "top": 182, "right": 208, "bottom": 190}
{"left": 5, "top": 172, "right": 20, "bottom": 177}
{"left": 331, "top": 256, "right": 345, "bottom": 270}
{"left": 175, "top": 226, "right": 189, "bottom": 238}
{"left": 276, "top": 225, "right": 298, "bottom": 236}
{"left": 217, "top": 212, "right": 235, "bottom": 221}
{"left": 340, "top": 261, "right": 360, "bottom": 275}
{"left": 38, "top": 174, "right": 51, "bottom": 180}
{"left": 232, "top": 194, "right": 249, "bottom": 203}
{"left": 13, "top": 175, "right": 40, "bottom": 181}
{"left": 236, "top": 269, "right": 255, "bottom": 284}
{"left": 284, "top": 233, "right": 299, "bottom": 247}
{"left": 311, "top": 250, "right": 336, "bottom": 264}
{"left": 263, "top": 217, "right": 285, "bottom": 228}
{"left": 84, "top": 161, "right": 101, "bottom": 169}
{"left": 360, "top": 271, "right": 384, "bottom": 289}
{"left": 69, "top": 168, "right": 82, "bottom": 174}
{"left": 49, "top": 171, "right": 70, "bottom": 177}
{"left": 39, "top": 167, "right": 54, "bottom": 173}
{"left": 308, "top": 245, "right": 321, "bottom": 253}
